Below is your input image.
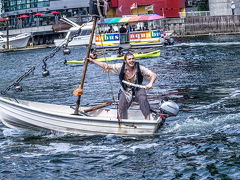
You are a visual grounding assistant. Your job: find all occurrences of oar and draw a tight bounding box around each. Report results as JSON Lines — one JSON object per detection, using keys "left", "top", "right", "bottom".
{"left": 122, "top": 80, "right": 146, "bottom": 89}
{"left": 83, "top": 102, "right": 112, "bottom": 113}
{"left": 73, "top": 16, "right": 98, "bottom": 115}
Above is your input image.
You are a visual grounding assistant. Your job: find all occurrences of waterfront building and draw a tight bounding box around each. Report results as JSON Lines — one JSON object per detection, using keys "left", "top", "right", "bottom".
{"left": 107, "top": 0, "right": 186, "bottom": 18}
{"left": 0, "top": 0, "right": 187, "bottom": 31}
{"left": 1, "top": 0, "right": 90, "bottom": 29}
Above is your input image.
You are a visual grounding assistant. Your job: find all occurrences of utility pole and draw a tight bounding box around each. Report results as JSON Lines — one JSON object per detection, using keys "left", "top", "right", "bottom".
{"left": 6, "top": 17, "right": 9, "bottom": 49}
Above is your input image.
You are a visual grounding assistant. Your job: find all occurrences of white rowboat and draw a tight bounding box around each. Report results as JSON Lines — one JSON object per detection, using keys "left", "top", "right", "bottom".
{"left": 0, "top": 97, "right": 165, "bottom": 136}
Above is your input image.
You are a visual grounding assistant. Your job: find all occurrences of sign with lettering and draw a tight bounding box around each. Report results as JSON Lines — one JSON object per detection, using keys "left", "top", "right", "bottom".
{"left": 130, "top": 30, "right": 160, "bottom": 41}
{"left": 96, "top": 34, "right": 119, "bottom": 42}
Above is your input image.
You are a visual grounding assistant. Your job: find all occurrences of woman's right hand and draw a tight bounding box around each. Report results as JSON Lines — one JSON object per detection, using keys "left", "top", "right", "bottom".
{"left": 87, "top": 57, "right": 94, "bottom": 64}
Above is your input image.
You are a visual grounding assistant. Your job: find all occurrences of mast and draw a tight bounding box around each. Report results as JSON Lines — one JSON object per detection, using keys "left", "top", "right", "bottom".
{"left": 73, "top": 0, "right": 101, "bottom": 115}
{"left": 73, "top": 17, "right": 97, "bottom": 115}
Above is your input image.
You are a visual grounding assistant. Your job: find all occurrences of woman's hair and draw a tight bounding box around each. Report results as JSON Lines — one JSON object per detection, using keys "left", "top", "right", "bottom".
{"left": 124, "top": 52, "right": 134, "bottom": 60}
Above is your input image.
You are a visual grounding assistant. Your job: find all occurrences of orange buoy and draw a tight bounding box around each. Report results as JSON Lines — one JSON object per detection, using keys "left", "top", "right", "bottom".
{"left": 73, "top": 88, "right": 83, "bottom": 96}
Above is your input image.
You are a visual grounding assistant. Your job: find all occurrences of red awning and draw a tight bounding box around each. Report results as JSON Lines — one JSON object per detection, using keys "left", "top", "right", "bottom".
{"left": 34, "top": 13, "right": 43, "bottom": 16}
{"left": 0, "top": 18, "right": 6, "bottom": 22}
{"left": 18, "top": 14, "right": 29, "bottom": 18}
{"left": 50, "top": 11, "right": 60, "bottom": 15}
{"left": 148, "top": 14, "right": 164, "bottom": 21}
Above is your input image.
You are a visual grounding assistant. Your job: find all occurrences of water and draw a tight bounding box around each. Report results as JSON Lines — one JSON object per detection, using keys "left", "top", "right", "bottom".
{"left": 1, "top": 35, "right": 240, "bottom": 179}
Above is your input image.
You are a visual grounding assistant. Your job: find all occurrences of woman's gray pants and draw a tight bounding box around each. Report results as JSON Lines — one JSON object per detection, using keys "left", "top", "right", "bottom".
{"left": 119, "top": 88, "right": 150, "bottom": 119}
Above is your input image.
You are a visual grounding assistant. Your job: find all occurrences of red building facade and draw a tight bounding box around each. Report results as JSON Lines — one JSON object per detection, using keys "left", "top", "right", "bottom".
{"left": 109, "top": 0, "right": 183, "bottom": 18}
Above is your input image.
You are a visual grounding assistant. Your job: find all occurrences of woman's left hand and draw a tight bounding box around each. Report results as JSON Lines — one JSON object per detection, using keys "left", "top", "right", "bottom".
{"left": 145, "top": 83, "right": 153, "bottom": 90}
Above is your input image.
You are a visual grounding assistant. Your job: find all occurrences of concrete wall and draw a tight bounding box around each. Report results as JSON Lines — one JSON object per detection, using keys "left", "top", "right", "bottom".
{"left": 165, "top": 15, "right": 240, "bottom": 36}
{"left": 4, "top": 25, "right": 53, "bottom": 36}
{"left": 50, "top": 0, "right": 89, "bottom": 10}
{"left": 209, "top": 0, "right": 240, "bottom": 16}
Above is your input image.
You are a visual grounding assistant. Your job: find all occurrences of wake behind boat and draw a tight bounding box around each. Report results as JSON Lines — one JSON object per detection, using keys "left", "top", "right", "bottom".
{"left": 67, "top": 50, "right": 161, "bottom": 64}
{"left": 0, "top": 96, "right": 178, "bottom": 136}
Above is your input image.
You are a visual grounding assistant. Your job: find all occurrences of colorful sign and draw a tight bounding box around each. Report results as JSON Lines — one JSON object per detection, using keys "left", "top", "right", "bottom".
{"left": 130, "top": 30, "right": 160, "bottom": 40}
{"left": 95, "top": 34, "right": 119, "bottom": 42}
{"left": 95, "top": 30, "right": 161, "bottom": 47}
{"left": 151, "top": 30, "right": 160, "bottom": 38}
{"left": 130, "top": 33, "right": 140, "bottom": 40}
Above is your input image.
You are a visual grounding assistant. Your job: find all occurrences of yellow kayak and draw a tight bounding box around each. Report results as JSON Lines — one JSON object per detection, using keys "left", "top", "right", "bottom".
{"left": 67, "top": 50, "right": 160, "bottom": 64}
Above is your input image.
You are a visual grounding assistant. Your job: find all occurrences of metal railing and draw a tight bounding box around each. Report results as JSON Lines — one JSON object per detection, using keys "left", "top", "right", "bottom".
{"left": 179, "top": 11, "right": 210, "bottom": 18}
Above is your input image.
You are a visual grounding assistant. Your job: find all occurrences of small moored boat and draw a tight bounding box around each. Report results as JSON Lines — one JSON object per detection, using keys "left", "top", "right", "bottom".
{"left": 0, "top": 32, "right": 31, "bottom": 50}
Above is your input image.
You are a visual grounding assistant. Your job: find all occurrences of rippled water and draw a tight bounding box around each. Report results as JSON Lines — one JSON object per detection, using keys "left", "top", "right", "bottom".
{"left": 1, "top": 35, "right": 240, "bottom": 179}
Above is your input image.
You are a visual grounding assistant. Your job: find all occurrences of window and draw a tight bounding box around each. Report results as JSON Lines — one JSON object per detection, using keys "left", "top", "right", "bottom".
{"left": 38, "top": 1, "right": 50, "bottom": 8}
{"left": 69, "top": 31, "right": 78, "bottom": 39}
{"left": 31, "top": 3, "right": 38, "bottom": 8}
{"left": 81, "top": 30, "right": 91, "bottom": 36}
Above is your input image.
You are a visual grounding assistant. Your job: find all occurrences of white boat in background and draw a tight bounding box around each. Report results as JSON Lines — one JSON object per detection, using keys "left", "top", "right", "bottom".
{"left": 95, "top": 14, "right": 174, "bottom": 49}
{"left": 0, "top": 96, "right": 179, "bottom": 136}
{"left": 54, "top": 17, "right": 94, "bottom": 47}
{"left": 0, "top": 32, "right": 31, "bottom": 50}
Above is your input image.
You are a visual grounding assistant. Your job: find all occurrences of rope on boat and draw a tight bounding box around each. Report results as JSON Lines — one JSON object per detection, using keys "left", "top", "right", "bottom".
{"left": 93, "top": 0, "right": 117, "bottom": 107}
{"left": 99, "top": 32, "right": 118, "bottom": 108}
{"left": 95, "top": 1, "right": 121, "bottom": 123}
{"left": 0, "top": 18, "right": 94, "bottom": 95}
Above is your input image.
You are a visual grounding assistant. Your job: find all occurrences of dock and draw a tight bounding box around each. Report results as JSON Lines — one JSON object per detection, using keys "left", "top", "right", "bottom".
{"left": 0, "top": 44, "right": 55, "bottom": 53}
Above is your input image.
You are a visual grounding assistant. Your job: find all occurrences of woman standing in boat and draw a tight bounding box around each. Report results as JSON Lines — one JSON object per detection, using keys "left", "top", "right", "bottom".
{"left": 88, "top": 52, "right": 157, "bottom": 120}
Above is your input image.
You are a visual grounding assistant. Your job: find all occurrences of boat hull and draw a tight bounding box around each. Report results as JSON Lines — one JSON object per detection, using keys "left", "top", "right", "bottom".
{"left": 67, "top": 50, "right": 161, "bottom": 64}
{"left": 54, "top": 35, "right": 95, "bottom": 47}
{"left": 0, "top": 97, "right": 163, "bottom": 136}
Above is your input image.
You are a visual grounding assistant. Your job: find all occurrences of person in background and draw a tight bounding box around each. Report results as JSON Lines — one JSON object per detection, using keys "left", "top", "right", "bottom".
{"left": 87, "top": 52, "right": 157, "bottom": 120}
{"left": 117, "top": 47, "right": 124, "bottom": 57}
{"left": 231, "top": 1, "right": 236, "bottom": 15}
{"left": 108, "top": 25, "right": 114, "bottom": 33}
{"left": 125, "top": 23, "right": 131, "bottom": 42}
{"left": 119, "top": 24, "right": 127, "bottom": 44}
{"left": 90, "top": 48, "right": 103, "bottom": 59}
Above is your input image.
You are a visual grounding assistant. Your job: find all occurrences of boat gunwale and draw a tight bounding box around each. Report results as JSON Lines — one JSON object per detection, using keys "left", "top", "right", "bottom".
{"left": 1, "top": 106, "right": 156, "bottom": 133}
{"left": 0, "top": 97, "right": 158, "bottom": 125}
